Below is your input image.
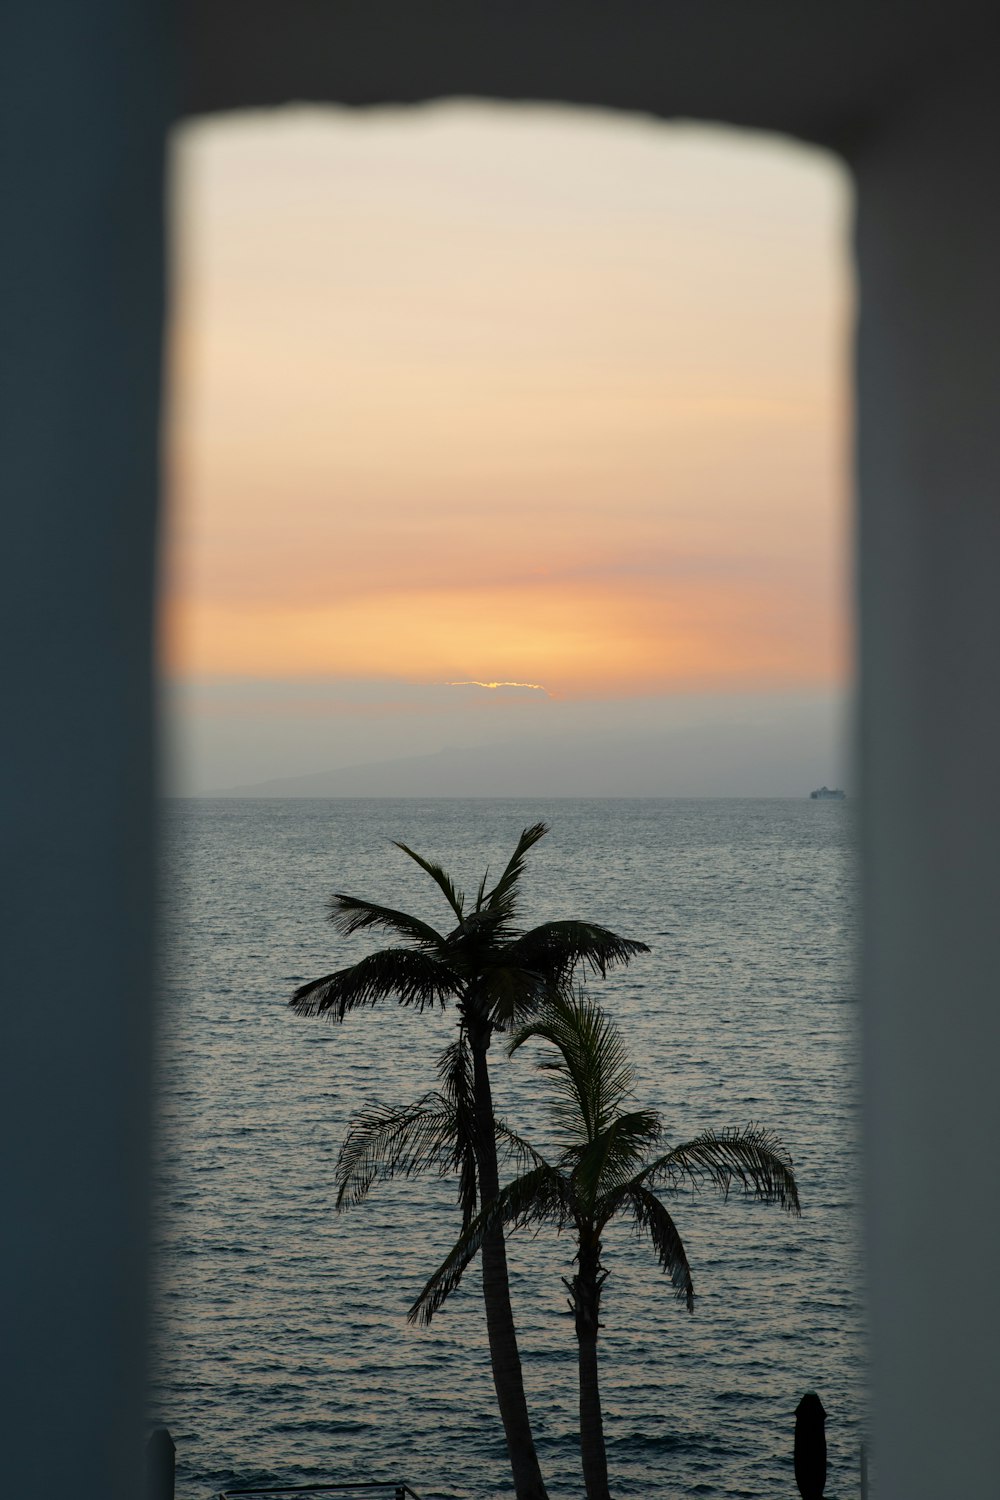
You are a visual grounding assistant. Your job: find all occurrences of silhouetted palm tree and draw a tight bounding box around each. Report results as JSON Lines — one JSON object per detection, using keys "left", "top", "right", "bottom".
{"left": 409, "top": 993, "right": 801, "bottom": 1500}
{"left": 290, "top": 824, "right": 648, "bottom": 1500}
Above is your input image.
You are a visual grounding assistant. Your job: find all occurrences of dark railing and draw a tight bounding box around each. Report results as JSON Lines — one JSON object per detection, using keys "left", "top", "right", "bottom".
{"left": 218, "top": 1484, "right": 423, "bottom": 1500}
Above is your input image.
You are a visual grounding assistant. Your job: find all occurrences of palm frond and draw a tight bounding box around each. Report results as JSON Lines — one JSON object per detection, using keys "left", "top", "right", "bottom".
{"left": 477, "top": 962, "right": 553, "bottom": 1031}
{"left": 436, "top": 1036, "right": 479, "bottom": 1224}
{"left": 408, "top": 1162, "right": 571, "bottom": 1327}
{"left": 327, "top": 894, "right": 446, "bottom": 951}
{"left": 437, "top": 1034, "right": 474, "bottom": 1107}
{"left": 392, "top": 840, "right": 465, "bottom": 920}
{"left": 495, "top": 1117, "right": 552, "bottom": 1174}
{"left": 289, "top": 949, "right": 462, "bottom": 1019}
{"left": 483, "top": 822, "right": 549, "bottom": 925}
{"left": 619, "top": 1182, "right": 695, "bottom": 1312}
{"left": 504, "top": 921, "right": 649, "bottom": 989}
{"left": 572, "top": 1109, "right": 662, "bottom": 1212}
{"left": 510, "top": 993, "right": 637, "bottom": 1143}
{"left": 641, "top": 1126, "right": 801, "bottom": 1215}
{"left": 335, "top": 1096, "right": 457, "bottom": 1209}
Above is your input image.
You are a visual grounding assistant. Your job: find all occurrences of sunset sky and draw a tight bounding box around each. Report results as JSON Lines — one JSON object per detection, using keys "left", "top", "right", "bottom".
{"left": 164, "top": 104, "right": 852, "bottom": 793}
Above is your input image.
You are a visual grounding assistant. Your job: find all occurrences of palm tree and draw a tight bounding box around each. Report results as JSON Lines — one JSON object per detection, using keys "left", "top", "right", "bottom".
{"left": 409, "top": 993, "right": 801, "bottom": 1500}
{"left": 290, "top": 824, "right": 649, "bottom": 1500}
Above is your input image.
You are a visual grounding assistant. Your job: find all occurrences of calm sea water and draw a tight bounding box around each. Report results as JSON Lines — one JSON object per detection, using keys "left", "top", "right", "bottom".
{"left": 152, "top": 798, "right": 864, "bottom": 1499}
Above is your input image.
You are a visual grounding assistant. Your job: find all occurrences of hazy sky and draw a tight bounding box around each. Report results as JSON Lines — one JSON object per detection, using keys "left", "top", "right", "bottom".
{"left": 164, "top": 103, "right": 852, "bottom": 794}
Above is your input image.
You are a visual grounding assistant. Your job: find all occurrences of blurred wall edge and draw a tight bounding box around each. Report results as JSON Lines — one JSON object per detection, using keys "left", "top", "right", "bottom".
{"left": 0, "top": 3, "right": 170, "bottom": 1498}
{"left": 2, "top": 4, "right": 997, "bottom": 1498}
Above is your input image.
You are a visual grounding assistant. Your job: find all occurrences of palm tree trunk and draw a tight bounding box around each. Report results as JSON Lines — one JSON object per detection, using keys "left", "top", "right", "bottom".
{"left": 470, "top": 1028, "right": 549, "bottom": 1500}
{"left": 572, "top": 1241, "right": 611, "bottom": 1500}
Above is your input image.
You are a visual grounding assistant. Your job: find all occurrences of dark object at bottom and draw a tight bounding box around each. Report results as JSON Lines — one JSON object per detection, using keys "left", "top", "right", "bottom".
{"left": 794, "top": 1392, "right": 827, "bottom": 1499}
{"left": 147, "top": 1427, "right": 176, "bottom": 1500}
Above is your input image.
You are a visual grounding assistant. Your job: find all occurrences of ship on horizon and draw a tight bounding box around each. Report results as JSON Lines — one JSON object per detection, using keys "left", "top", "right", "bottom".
{"left": 810, "top": 786, "right": 846, "bottom": 800}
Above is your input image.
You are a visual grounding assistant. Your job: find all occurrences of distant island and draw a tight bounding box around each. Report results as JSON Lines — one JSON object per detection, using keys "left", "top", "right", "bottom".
{"left": 810, "top": 786, "right": 846, "bottom": 800}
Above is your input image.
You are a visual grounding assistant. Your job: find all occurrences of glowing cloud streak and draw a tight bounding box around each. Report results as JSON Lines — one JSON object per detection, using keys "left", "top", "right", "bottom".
{"left": 445, "top": 680, "right": 551, "bottom": 695}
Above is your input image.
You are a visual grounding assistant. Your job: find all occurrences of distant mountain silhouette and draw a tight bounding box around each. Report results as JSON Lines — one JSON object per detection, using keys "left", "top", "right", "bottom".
{"left": 206, "top": 718, "right": 843, "bottom": 798}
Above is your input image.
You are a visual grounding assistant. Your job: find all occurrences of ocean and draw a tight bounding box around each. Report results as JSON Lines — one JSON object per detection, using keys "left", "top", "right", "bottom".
{"left": 152, "top": 798, "right": 864, "bottom": 1499}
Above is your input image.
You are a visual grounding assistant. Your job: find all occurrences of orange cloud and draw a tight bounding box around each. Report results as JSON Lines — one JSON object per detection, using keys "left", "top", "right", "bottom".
{"left": 162, "top": 568, "right": 845, "bottom": 697}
